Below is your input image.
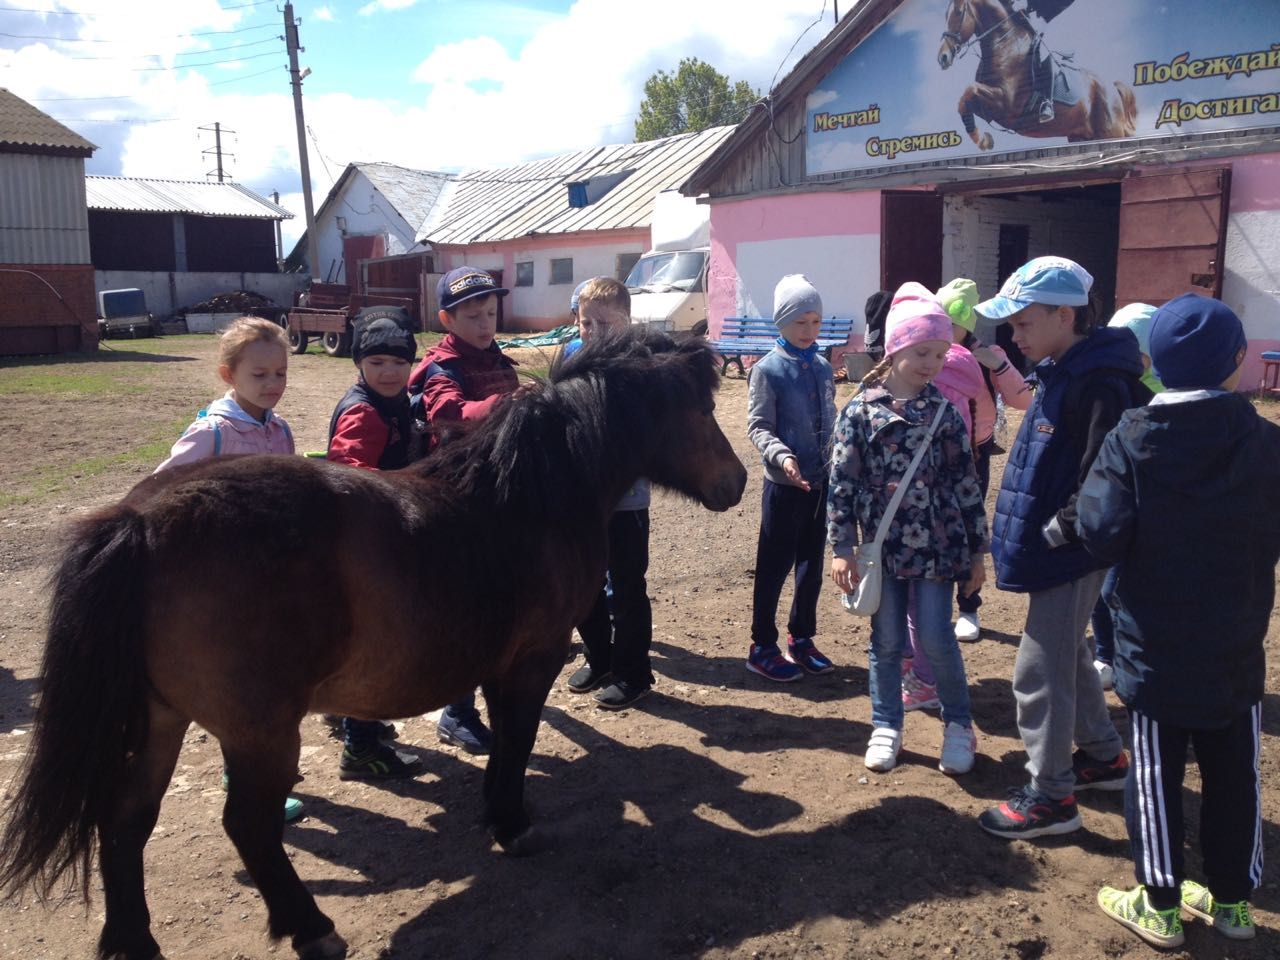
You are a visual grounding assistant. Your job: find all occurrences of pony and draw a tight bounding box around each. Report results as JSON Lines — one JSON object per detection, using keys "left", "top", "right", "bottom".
{"left": 0, "top": 330, "right": 747, "bottom": 960}
{"left": 937, "top": 0, "right": 1136, "bottom": 151}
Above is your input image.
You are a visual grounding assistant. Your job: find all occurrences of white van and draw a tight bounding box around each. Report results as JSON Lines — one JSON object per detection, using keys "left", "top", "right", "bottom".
{"left": 627, "top": 191, "right": 710, "bottom": 336}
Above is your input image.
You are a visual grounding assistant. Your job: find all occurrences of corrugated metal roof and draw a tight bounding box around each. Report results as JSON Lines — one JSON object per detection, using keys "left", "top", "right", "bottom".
{"left": 85, "top": 176, "right": 292, "bottom": 219}
{"left": 356, "top": 162, "right": 451, "bottom": 232}
{"left": 418, "top": 126, "right": 735, "bottom": 245}
{"left": 0, "top": 88, "right": 96, "bottom": 156}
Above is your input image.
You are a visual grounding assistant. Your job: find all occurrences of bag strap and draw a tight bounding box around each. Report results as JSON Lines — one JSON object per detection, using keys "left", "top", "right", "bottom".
{"left": 868, "top": 400, "right": 949, "bottom": 549}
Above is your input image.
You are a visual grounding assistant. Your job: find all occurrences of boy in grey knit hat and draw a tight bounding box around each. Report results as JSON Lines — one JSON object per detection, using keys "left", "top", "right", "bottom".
{"left": 744, "top": 275, "right": 838, "bottom": 681}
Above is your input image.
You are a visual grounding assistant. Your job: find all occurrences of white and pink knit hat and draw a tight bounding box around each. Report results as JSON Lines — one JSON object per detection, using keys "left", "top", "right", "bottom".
{"left": 883, "top": 282, "right": 954, "bottom": 356}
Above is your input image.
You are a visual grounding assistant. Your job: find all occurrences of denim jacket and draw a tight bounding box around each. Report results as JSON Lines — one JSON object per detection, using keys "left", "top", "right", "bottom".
{"left": 827, "top": 383, "right": 988, "bottom": 582}
{"left": 746, "top": 346, "right": 836, "bottom": 486}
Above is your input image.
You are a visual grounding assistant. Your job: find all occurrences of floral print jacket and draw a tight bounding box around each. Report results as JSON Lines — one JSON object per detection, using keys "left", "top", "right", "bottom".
{"left": 826, "top": 383, "right": 988, "bottom": 582}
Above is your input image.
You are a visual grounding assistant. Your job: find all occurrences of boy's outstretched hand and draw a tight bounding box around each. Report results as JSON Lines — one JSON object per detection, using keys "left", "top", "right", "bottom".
{"left": 781, "top": 456, "right": 811, "bottom": 491}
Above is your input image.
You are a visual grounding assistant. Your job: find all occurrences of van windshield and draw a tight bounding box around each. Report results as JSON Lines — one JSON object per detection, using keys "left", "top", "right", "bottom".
{"left": 625, "top": 251, "right": 706, "bottom": 293}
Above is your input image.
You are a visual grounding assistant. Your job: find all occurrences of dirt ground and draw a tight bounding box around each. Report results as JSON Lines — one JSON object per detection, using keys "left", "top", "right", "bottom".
{"left": 0, "top": 333, "right": 1278, "bottom": 960}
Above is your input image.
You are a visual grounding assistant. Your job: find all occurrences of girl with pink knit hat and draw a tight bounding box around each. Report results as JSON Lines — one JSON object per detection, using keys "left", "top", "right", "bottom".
{"left": 827, "top": 283, "right": 988, "bottom": 776}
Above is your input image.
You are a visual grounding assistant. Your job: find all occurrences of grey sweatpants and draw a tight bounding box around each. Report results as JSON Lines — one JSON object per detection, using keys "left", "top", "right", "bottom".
{"left": 1013, "top": 569, "right": 1124, "bottom": 800}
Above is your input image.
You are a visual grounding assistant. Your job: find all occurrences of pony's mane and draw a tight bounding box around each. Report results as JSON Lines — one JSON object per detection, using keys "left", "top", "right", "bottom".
{"left": 416, "top": 329, "right": 720, "bottom": 514}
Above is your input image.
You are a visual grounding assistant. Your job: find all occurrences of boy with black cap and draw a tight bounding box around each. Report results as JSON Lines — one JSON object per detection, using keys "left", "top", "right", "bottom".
{"left": 327, "top": 313, "right": 425, "bottom": 779}
{"left": 1077, "top": 294, "right": 1277, "bottom": 948}
{"left": 408, "top": 266, "right": 515, "bottom": 751}
{"left": 973, "top": 256, "right": 1148, "bottom": 840}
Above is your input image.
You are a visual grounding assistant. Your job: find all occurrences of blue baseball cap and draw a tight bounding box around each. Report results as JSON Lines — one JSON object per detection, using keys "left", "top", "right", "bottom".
{"left": 975, "top": 256, "right": 1093, "bottom": 320}
{"left": 569, "top": 279, "right": 591, "bottom": 314}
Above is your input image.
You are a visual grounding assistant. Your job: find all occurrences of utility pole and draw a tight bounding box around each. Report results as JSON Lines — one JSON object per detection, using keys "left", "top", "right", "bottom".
{"left": 199, "top": 121, "right": 235, "bottom": 181}
{"left": 272, "top": 190, "right": 284, "bottom": 268}
{"left": 284, "top": 2, "right": 319, "bottom": 278}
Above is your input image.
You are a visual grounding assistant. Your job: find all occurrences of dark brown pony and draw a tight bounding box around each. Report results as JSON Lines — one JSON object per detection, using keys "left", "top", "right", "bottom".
{"left": 937, "top": 0, "right": 1136, "bottom": 151}
{"left": 0, "top": 330, "right": 746, "bottom": 960}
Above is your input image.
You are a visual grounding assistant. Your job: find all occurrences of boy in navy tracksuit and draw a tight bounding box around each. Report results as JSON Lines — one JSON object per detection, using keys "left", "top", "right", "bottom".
{"left": 1079, "top": 295, "right": 1277, "bottom": 948}
{"left": 972, "top": 258, "right": 1149, "bottom": 840}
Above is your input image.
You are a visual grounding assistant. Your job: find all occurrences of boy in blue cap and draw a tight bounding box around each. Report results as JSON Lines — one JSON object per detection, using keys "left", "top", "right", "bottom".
{"left": 973, "top": 257, "right": 1149, "bottom": 839}
{"left": 1078, "top": 294, "right": 1277, "bottom": 948}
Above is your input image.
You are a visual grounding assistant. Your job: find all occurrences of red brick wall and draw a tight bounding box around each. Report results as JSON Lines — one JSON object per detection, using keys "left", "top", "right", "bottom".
{"left": 0, "top": 264, "right": 97, "bottom": 355}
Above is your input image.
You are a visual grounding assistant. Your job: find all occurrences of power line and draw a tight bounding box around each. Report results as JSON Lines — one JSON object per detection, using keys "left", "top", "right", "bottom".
{"left": 0, "top": 22, "right": 278, "bottom": 43}
{"left": 59, "top": 34, "right": 283, "bottom": 61}
{"left": 131, "top": 49, "right": 282, "bottom": 71}
{"left": 0, "top": 0, "right": 275, "bottom": 13}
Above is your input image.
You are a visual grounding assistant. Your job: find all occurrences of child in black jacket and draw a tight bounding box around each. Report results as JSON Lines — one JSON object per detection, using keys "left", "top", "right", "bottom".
{"left": 1077, "top": 294, "right": 1280, "bottom": 948}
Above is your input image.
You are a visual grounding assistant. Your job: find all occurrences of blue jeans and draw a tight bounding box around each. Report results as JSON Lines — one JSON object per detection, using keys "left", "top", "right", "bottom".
{"left": 870, "top": 577, "right": 971, "bottom": 730}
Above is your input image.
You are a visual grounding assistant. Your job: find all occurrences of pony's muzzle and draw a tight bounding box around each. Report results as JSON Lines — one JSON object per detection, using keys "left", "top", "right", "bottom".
{"left": 703, "top": 463, "right": 747, "bottom": 512}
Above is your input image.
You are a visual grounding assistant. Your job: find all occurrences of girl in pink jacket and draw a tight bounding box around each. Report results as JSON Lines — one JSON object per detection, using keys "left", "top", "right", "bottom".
{"left": 154, "top": 316, "right": 301, "bottom": 821}
{"left": 156, "top": 316, "right": 295, "bottom": 470}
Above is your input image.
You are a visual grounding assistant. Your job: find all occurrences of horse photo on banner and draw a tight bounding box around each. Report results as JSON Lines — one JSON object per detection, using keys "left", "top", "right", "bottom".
{"left": 805, "top": 0, "right": 1280, "bottom": 174}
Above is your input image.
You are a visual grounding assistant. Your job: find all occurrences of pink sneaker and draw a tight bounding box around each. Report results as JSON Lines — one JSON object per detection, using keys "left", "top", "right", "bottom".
{"left": 902, "top": 670, "right": 940, "bottom": 711}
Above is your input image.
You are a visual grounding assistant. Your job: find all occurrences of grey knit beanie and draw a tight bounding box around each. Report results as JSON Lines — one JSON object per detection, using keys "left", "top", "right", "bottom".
{"left": 773, "top": 274, "right": 823, "bottom": 330}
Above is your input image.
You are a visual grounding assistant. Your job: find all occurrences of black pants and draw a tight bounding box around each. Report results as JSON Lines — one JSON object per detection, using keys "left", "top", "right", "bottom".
{"left": 578, "top": 509, "right": 653, "bottom": 687}
{"left": 750, "top": 478, "right": 827, "bottom": 648}
{"left": 956, "top": 438, "right": 994, "bottom": 615}
{"left": 1126, "top": 704, "right": 1263, "bottom": 907}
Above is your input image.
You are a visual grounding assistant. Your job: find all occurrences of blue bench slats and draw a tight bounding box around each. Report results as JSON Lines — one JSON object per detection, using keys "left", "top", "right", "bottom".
{"left": 709, "top": 316, "right": 854, "bottom": 376}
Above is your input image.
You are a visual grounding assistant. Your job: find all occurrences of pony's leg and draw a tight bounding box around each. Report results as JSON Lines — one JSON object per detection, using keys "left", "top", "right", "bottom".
{"left": 481, "top": 642, "right": 567, "bottom": 853}
{"left": 221, "top": 729, "right": 343, "bottom": 958}
{"left": 958, "top": 83, "right": 1003, "bottom": 150}
{"left": 97, "top": 696, "right": 187, "bottom": 960}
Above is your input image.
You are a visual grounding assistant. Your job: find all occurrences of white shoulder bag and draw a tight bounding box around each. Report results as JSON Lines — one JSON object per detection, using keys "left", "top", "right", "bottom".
{"left": 842, "top": 401, "right": 949, "bottom": 616}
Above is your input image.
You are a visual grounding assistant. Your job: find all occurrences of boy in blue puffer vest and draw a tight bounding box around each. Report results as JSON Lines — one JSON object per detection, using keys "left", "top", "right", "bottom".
{"left": 1080, "top": 295, "right": 1277, "bottom": 948}
{"left": 972, "top": 257, "right": 1149, "bottom": 840}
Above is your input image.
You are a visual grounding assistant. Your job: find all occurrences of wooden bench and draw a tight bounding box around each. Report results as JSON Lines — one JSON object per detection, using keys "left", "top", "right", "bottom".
{"left": 709, "top": 316, "right": 854, "bottom": 377}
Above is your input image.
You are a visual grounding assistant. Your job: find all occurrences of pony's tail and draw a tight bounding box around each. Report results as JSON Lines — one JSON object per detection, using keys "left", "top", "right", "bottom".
{"left": 0, "top": 507, "right": 150, "bottom": 901}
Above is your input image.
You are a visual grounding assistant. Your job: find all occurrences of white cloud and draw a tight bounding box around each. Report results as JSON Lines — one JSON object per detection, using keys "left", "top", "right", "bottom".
{"left": 807, "top": 88, "right": 839, "bottom": 110}
{"left": 3, "top": 0, "right": 834, "bottom": 255}
{"left": 358, "top": 0, "right": 420, "bottom": 16}
{"left": 312, "top": 6, "right": 336, "bottom": 23}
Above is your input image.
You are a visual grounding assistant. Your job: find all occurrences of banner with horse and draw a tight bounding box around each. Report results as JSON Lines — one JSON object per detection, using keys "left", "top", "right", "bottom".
{"left": 805, "top": 0, "right": 1280, "bottom": 176}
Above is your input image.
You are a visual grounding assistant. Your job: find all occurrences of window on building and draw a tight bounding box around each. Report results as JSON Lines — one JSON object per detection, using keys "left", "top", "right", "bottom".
{"left": 615, "top": 252, "right": 641, "bottom": 282}
{"left": 550, "top": 257, "right": 573, "bottom": 285}
{"left": 515, "top": 260, "right": 534, "bottom": 287}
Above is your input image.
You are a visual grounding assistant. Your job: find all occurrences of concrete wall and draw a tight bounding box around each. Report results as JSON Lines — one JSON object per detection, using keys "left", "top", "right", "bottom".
{"left": 438, "top": 228, "right": 649, "bottom": 331}
{"left": 95, "top": 270, "right": 307, "bottom": 320}
{"left": 705, "top": 191, "right": 880, "bottom": 356}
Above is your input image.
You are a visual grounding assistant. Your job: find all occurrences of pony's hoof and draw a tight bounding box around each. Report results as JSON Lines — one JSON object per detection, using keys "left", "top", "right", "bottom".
{"left": 296, "top": 931, "right": 348, "bottom": 959}
{"left": 497, "top": 824, "right": 547, "bottom": 857}
{"left": 979, "top": 132, "right": 993, "bottom": 151}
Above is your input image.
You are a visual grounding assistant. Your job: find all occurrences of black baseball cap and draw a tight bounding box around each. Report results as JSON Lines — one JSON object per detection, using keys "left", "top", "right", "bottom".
{"left": 438, "top": 266, "right": 509, "bottom": 311}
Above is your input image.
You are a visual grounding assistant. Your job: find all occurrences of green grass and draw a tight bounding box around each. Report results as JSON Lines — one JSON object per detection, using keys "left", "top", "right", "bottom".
{"left": 0, "top": 428, "right": 184, "bottom": 509}
{"left": 0, "top": 334, "right": 205, "bottom": 396}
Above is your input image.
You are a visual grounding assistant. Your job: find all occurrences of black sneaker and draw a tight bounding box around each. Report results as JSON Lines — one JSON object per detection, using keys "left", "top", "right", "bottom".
{"left": 594, "top": 679, "right": 651, "bottom": 711}
{"left": 567, "top": 663, "right": 611, "bottom": 693}
{"left": 322, "top": 715, "right": 397, "bottom": 742}
{"left": 1073, "top": 749, "right": 1129, "bottom": 792}
{"left": 338, "top": 743, "right": 423, "bottom": 780}
{"left": 437, "top": 706, "right": 492, "bottom": 754}
{"left": 978, "top": 786, "right": 1082, "bottom": 839}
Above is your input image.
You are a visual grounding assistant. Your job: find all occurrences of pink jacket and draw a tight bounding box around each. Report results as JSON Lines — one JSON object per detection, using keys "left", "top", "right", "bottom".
{"left": 155, "top": 392, "right": 295, "bottom": 472}
{"left": 973, "top": 344, "right": 1033, "bottom": 445}
{"left": 932, "top": 344, "right": 985, "bottom": 445}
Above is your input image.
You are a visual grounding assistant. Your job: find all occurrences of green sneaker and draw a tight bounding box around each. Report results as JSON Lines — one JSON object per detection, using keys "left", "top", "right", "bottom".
{"left": 1181, "top": 880, "right": 1255, "bottom": 940}
{"left": 1098, "top": 885, "right": 1184, "bottom": 949}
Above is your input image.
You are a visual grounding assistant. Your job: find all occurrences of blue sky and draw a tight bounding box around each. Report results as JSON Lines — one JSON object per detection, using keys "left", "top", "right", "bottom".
{"left": 0, "top": 0, "right": 834, "bottom": 248}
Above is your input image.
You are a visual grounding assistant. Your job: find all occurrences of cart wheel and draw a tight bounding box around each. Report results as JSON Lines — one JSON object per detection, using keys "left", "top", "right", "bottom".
{"left": 287, "top": 319, "right": 308, "bottom": 355}
{"left": 322, "top": 330, "right": 351, "bottom": 357}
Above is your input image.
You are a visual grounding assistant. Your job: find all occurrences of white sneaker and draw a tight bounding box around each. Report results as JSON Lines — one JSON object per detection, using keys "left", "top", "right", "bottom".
{"left": 1094, "top": 659, "right": 1115, "bottom": 691}
{"left": 864, "top": 727, "right": 902, "bottom": 772}
{"left": 954, "top": 612, "right": 981, "bottom": 642}
{"left": 939, "top": 722, "right": 977, "bottom": 775}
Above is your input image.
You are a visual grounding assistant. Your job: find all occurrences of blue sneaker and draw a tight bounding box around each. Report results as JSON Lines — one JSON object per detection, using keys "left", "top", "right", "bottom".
{"left": 787, "top": 636, "right": 835, "bottom": 674}
{"left": 746, "top": 644, "right": 803, "bottom": 682}
{"left": 437, "top": 705, "right": 493, "bottom": 754}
